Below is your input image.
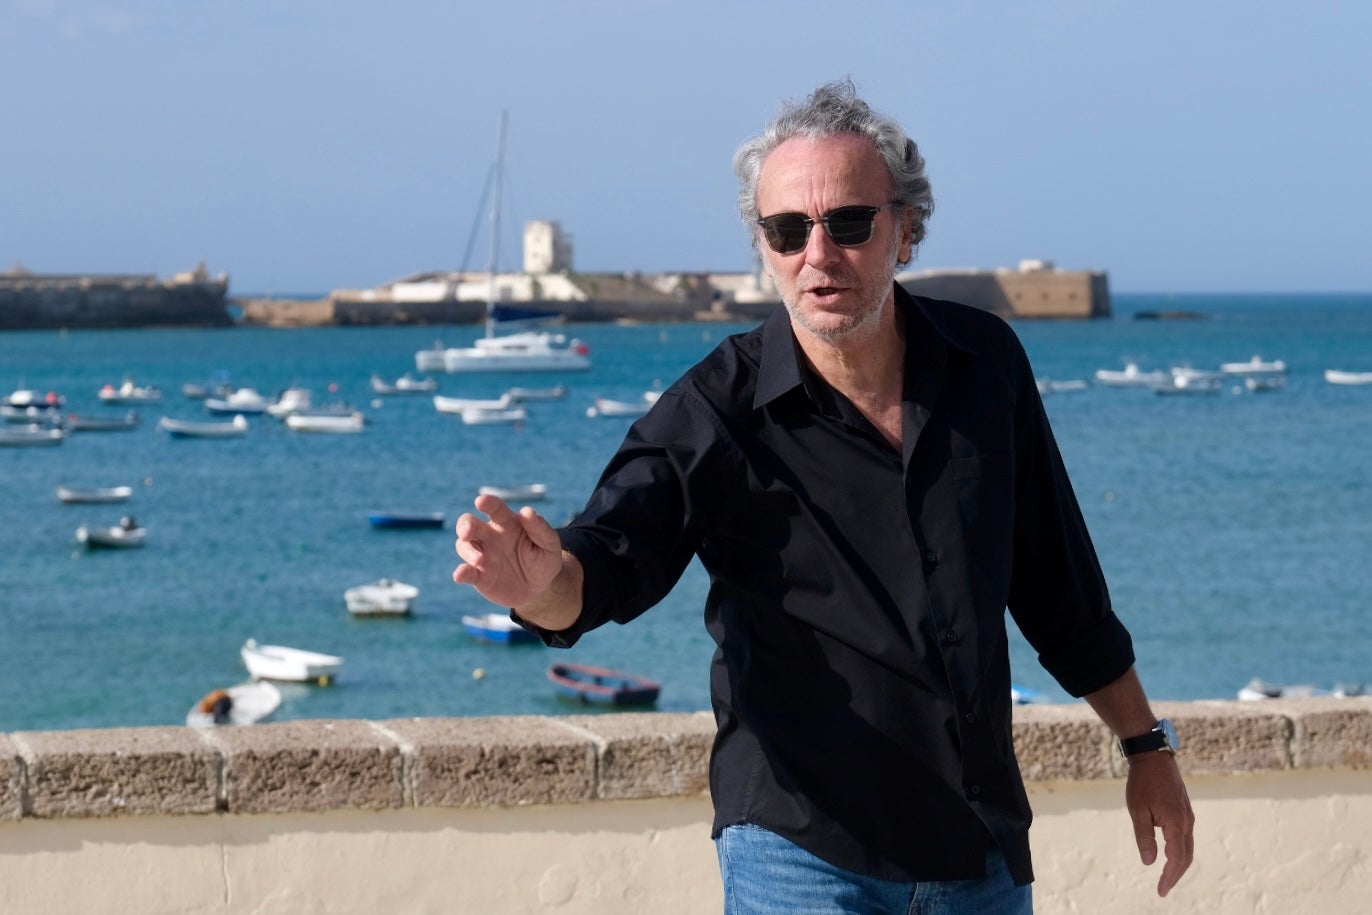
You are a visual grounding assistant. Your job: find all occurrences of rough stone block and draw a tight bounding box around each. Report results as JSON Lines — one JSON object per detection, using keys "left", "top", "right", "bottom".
{"left": 0, "top": 734, "right": 22, "bottom": 821}
{"left": 1013, "top": 705, "right": 1114, "bottom": 780}
{"left": 563, "top": 711, "right": 715, "bottom": 800}
{"left": 1118, "top": 701, "right": 1291, "bottom": 777}
{"left": 12, "top": 727, "right": 218, "bottom": 817}
{"left": 1285, "top": 697, "right": 1372, "bottom": 769}
{"left": 205, "top": 720, "right": 402, "bottom": 814}
{"left": 380, "top": 716, "right": 595, "bottom": 808}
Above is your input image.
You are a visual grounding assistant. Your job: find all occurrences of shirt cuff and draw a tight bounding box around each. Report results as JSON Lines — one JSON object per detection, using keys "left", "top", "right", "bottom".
{"left": 1036, "top": 610, "right": 1136, "bottom": 697}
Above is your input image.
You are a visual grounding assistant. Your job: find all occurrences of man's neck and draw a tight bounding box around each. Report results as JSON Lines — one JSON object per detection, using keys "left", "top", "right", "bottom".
{"left": 793, "top": 299, "right": 906, "bottom": 446}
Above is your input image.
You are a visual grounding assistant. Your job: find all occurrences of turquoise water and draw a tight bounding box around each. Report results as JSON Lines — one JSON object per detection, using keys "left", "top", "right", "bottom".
{"left": 2, "top": 293, "right": 1370, "bottom": 731}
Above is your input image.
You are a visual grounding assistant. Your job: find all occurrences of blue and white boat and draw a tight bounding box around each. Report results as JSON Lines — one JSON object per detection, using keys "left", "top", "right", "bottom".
{"left": 462, "top": 612, "right": 540, "bottom": 644}
{"left": 368, "top": 511, "right": 445, "bottom": 530}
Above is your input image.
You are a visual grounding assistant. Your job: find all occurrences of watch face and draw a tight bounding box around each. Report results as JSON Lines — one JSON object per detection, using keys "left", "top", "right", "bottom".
{"left": 1159, "top": 718, "right": 1179, "bottom": 752}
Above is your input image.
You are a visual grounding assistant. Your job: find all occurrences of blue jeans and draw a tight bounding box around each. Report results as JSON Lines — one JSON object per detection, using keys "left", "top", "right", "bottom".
{"left": 715, "top": 824, "right": 1032, "bottom": 915}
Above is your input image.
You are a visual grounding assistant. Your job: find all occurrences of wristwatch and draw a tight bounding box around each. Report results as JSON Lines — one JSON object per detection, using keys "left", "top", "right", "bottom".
{"left": 1118, "top": 718, "right": 1179, "bottom": 757}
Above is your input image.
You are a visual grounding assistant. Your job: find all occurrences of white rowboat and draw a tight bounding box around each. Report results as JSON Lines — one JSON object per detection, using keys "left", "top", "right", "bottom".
{"left": 241, "top": 639, "right": 343, "bottom": 684}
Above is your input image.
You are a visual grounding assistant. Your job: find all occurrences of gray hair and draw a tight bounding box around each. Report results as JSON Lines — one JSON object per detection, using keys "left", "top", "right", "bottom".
{"left": 733, "top": 79, "right": 934, "bottom": 260}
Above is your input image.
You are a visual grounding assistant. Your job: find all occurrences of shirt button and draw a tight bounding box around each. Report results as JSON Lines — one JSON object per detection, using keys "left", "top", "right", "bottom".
{"left": 923, "top": 549, "right": 939, "bottom": 566}
{"left": 969, "top": 785, "right": 982, "bottom": 797}
{"left": 964, "top": 712, "right": 978, "bottom": 724}
{"left": 943, "top": 629, "right": 960, "bottom": 645}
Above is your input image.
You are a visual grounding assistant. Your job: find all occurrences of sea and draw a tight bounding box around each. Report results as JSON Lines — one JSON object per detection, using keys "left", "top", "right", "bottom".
{"left": 2, "top": 292, "right": 1369, "bottom": 732}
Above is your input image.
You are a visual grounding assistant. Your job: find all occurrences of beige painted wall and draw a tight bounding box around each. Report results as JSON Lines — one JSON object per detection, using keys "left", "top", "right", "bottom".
{"left": 2, "top": 768, "right": 1371, "bottom": 914}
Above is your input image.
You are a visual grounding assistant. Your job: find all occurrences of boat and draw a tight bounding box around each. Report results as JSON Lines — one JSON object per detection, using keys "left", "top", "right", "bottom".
{"left": 3, "top": 388, "right": 64, "bottom": 411}
{"left": 1, "top": 404, "right": 62, "bottom": 424}
{"left": 98, "top": 379, "right": 162, "bottom": 403}
{"left": 414, "top": 342, "right": 447, "bottom": 374}
{"left": 547, "top": 662, "right": 661, "bottom": 707}
{"left": 185, "top": 680, "right": 282, "bottom": 727}
{"left": 240, "top": 639, "right": 343, "bottom": 684}
{"left": 1093, "top": 363, "right": 1168, "bottom": 388}
{"left": 462, "top": 612, "right": 539, "bottom": 644}
{"left": 1010, "top": 683, "right": 1040, "bottom": 705}
{"left": 1153, "top": 374, "right": 1223, "bottom": 396}
{"left": 460, "top": 405, "right": 528, "bottom": 425}
{"left": 371, "top": 373, "right": 438, "bottom": 395}
{"left": 204, "top": 387, "right": 272, "bottom": 415}
{"left": 1325, "top": 369, "right": 1372, "bottom": 385}
{"left": 368, "top": 511, "right": 445, "bottom": 529}
{"left": 158, "top": 414, "right": 249, "bottom": 438}
{"left": 1237, "top": 677, "right": 1366, "bottom": 701}
{"left": 56, "top": 484, "right": 134, "bottom": 504}
{"left": 344, "top": 578, "right": 419, "bottom": 616}
{"left": 433, "top": 393, "right": 514, "bottom": 414}
{"left": 76, "top": 517, "right": 147, "bottom": 549}
{"left": 1245, "top": 375, "right": 1286, "bottom": 393}
{"left": 505, "top": 384, "right": 567, "bottom": 401}
{"left": 477, "top": 483, "right": 548, "bottom": 502}
{"left": 65, "top": 410, "right": 140, "bottom": 432}
{"left": 285, "top": 411, "right": 365, "bottom": 433}
{"left": 1036, "top": 378, "right": 1088, "bottom": 395}
{"left": 265, "top": 387, "right": 313, "bottom": 417}
{"left": 0, "top": 425, "right": 65, "bottom": 446}
{"left": 1221, "top": 355, "right": 1287, "bottom": 375}
{"left": 586, "top": 396, "right": 653, "bottom": 418}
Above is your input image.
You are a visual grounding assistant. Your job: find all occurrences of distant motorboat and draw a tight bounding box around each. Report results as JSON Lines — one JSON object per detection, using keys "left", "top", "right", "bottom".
{"left": 505, "top": 384, "right": 567, "bottom": 401}
{"left": 1093, "top": 363, "right": 1168, "bottom": 388}
{"left": 56, "top": 484, "right": 134, "bottom": 504}
{"left": 1221, "top": 355, "right": 1287, "bottom": 375}
{"left": 1245, "top": 375, "right": 1286, "bottom": 393}
{"left": 265, "top": 387, "right": 313, "bottom": 417}
{"left": 3, "top": 388, "right": 65, "bottom": 411}
{"left": 368, "top": 512, "right": 445, "bottom": 530}
{"left": 158, "top": 414, "right": 249, "bottom": 438}
{"left": 1237, "top": 677, "right": 1366, "bottom": 701}
{"left": 441, "top": 331, "right": 592, "bottom": 373}
{"left": 1325, "top": 369, "right": 1372, "bottom": 386}
{"left": 241, "top": 639, "right": 343, "bottom": 684}
{"left": 285, "top": 411, "right": 365, "bottom": 433}
{"left": 98, "top": 379, "right": 163, "bottom": 404}
{"left": 461, "top": 612, "right": 540, "bottom": 644}
{"left": 371, "top": 373, "right": 438, "bottom": 395}
{"left": 204, "top": 388, "right": 272, "bottom": 415}
{"left": 460, "top": 405, "right": 527, "bottom": 425}
{"left": 0, "top": 425, "right": 65, "bottom": 446}
{"left": 1036, "top": 378, "right": 1089, "bottom": 395}
{"left": 1153, "top": 374, "right": 1223, "bottom": 396}
{"left": 344, "top": 578, "right": 419, "bottom": 617}
{"left": 477, "top": 482, "right": 548, "bottom": 502}
{"left": 77, "top": 518, "right": 146, "bottom": 549}
{"left": 65, "top": 410, "right": 140, "bottom": 432}
{"left": 547, "top": 662, "right": 660, "bottom": 707}
{"left": 186, "top": 680, "right": 282, "bottom": 727}
{"left": 433, "top": 393, "right": 514, "bottom": 414}
{"left": 586, "top": 396, "right": 653, "bottom": 418}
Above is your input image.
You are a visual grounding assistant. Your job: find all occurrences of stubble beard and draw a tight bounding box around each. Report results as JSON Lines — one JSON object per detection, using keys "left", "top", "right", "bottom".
{"left": 779, "top": 232, "right": 903, "bottom": 345}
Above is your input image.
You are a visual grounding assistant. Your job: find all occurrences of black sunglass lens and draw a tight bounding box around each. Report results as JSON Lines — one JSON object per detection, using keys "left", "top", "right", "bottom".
{"left": 826, "top": 208, "right": 876, "bottom": 247}
{"left": 763, "top": 215, "right": 810, "bottom": 253}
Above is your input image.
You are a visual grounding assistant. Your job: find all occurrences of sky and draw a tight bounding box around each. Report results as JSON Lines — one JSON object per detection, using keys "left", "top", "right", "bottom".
{"left": 3, "top": 1, "right": 1370, "bottom": 296}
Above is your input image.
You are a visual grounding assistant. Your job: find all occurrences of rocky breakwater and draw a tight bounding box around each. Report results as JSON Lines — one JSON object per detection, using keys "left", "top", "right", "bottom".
{"left": 0, "top": 263, "right": 232, "bottom": 330}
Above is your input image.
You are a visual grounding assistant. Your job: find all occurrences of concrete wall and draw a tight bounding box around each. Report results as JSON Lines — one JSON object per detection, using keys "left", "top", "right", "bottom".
{"left": 1, "top": 700, "right": 1369, "bottom": 913}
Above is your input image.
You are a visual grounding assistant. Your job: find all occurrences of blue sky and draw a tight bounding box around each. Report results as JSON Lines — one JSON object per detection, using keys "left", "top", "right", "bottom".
{"left": 3, "top": 1, "right": 1369, "bottom": 295}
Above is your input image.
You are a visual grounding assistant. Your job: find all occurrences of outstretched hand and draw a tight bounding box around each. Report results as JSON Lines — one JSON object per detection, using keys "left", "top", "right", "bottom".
{"left": 1125, "top": 752, "right": 1195, "bottom": 897}
{"left": 453, "top": 494, "right": 564, "bottom": 610}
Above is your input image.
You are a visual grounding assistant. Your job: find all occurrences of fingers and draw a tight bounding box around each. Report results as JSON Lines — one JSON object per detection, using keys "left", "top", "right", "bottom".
{"left": 1155, "top": 818, "right": 1195, "bottom": 897}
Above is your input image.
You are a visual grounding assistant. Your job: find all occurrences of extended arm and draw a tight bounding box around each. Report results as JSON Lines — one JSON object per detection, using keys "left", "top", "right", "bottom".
{"left": 453, "top": 494, "right": 584, "bottom": 632}
{"left": 1084, "top": 667, "right": 1195, "bottom": 897}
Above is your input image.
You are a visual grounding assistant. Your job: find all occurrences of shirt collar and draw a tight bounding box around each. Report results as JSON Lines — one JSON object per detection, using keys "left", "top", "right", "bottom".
{"left": 752, "top": 285, "right": 973, "bottom": 412}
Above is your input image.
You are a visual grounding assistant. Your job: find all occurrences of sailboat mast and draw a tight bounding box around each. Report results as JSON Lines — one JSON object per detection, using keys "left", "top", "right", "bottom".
{"left": 485, "top": 110, "right": 508, "bottom": 338}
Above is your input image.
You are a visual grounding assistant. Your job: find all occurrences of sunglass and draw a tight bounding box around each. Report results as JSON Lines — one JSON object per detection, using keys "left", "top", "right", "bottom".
{"left": 756, "top": 203, "right": 895, "bottom": 255}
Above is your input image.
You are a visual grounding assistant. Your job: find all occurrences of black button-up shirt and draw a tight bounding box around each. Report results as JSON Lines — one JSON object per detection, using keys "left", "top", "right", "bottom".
{"left": 528, "top": 285, "right": 1135, "bottom": 886}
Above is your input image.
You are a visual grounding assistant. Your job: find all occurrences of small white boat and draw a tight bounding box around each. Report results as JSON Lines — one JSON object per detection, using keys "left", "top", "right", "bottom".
{"left": 1325, "top": 369, "right": 1372, "bottom": 386}
{"left": 371, "top": 373, "right": 438, "bottom": 395}
{"left": 186, "top": 680, "right": 282, "bottom": 727}
{"left": 98, "top": 379, "right": 163, "bottom": 403}
{"left": 1245, "top": 375, "right": 1286, "bottom": 393}
{"left": 241, "top": 639, "right": 343, "bottom": 684}
{"left": 586, "top": 396, "right": 653, "bottom": 418}
{"left": 285, "top": 411, "right": 365, "bottom": 433}
{"left": 0, "top": 425, "right": 65, "bottom": 446}
{"left": 3, "top": 388, "right": 65, "bottom": 410}
{"left": 1153, "top": 374, "right": 1223, "bottom": 396}
{"left": 65, "top": 410, "right": 140, "bottom": 432}
{"left": 460, "top": 406, "right": 528, "bottom": 425}
{"left": 1221, "top": 355, "right": 1287, "bottom": 375}
{"left": 204, "top": 387, "right": 272, "bottom": 415}
{"left": 344, "top": 578, "right": 419, "bottom": 616}
{"left": 77, "top": 518, "right": 147, "bottom": 549}
{"left": 505, "top": 384, "right": 567, "bottom": 401}
{"left": 266, "top": 387, "right": 313, "bottom": 417}
{"left": 1093, "top": 363, "right": 1168, "bottom": 388}
{"left": 433, "top": 393, "right": 514, "bottom": 414}
{"left": 158, "top": 414, "right": 249, "bottom": 438}
{"left": 56, "top": 484, "right": 134, "bottom": 504}
{"left": 1036, "top": 378, "right": 1088, "bottom": 395}
{"left": 440, "top": 331, "right": 592, "bottom": 373}
{"left": 478, "top": 482, "right": 548, "bottom": 502}
{"left": 414, "top": 342, "right": 447, "bottom": 374}
{"left": 1237, "top": 677, "right": 1366, "bottom": 701}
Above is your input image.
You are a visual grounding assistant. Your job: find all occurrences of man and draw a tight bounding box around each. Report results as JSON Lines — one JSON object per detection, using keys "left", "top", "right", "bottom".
{"left": 454, "top": 80, "right": 1193, "bottom": 913}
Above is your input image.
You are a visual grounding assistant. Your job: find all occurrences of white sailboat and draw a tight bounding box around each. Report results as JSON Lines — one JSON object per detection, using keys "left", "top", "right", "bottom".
{"left": 415, "top": 113, "right": 591, "bottom": 375}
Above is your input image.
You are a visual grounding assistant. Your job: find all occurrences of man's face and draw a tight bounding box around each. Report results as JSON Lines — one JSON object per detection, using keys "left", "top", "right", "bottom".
{"left": 755, "top": 134, "right": 913, "bottom": 345}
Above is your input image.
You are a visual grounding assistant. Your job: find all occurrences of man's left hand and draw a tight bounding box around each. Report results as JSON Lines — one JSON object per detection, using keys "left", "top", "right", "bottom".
{"left": 1125, "top": 752, "right": 1195, "bottom": 897}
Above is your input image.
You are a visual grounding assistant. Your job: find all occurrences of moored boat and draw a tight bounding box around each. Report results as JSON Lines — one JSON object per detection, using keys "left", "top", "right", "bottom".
{"left": 1221, "top": 355, "right": 1287, "bottom": 375}
{"left": 98, "top": 379, "right": 163, "bottom": 403}
{"left": 460, "top": 405, "right": 527, "bottom": 425}
{"left": 547, "top": 662, "right": 660, "bottom": 707}
{"left": 65, "top": 410, "right": 140, "bottom": 432}
{"left": 368, "top": 511, "right": 445, "bottom": 529}
{"left": 505, "top": 384, "right": 567, "bottom": 401}
{"left": 0, "top": 425, "right": 65, "bottom": 446}
{"left": 158, "top": 414, "right": 249, "bottom": 438}
{"left": 1093, "top": 363, "right": 1168, "bottom": 388}
{"left": 241, "top": 639, "right": 343, "bottom": 684}
{"left": 462, "top": 612, "right": 539, "bottom": 644}
{"left": 433, "top": 393, "right": 514, "bottom": 414}
{"left": 371, "top": 373, "right": 438, "bottom": 395}
{"left": 285, "top": 411, "right": 365, "bottom": 433}
{"left": 1325, "top": 369, "right": 1372, "bottom": 386}
{"left": 77, "top": 517, "right": 147, "bottom": 549}
{"left": 344, "top": 578, "right": 419, "bottom": 616}
{"left": 56, "top": 484, "right": 134, "bottom": 504}
{"left": 186, "top": 680, "right": 282, "bottom": 727}
{"left": 477, "top": 483, "right": 548, "bottom": 502}
{"left": 586, "top": 396, "right": 652, "bottom": 418}
{"left": 204, "top": 388, "right": 272, "bottom": 415}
